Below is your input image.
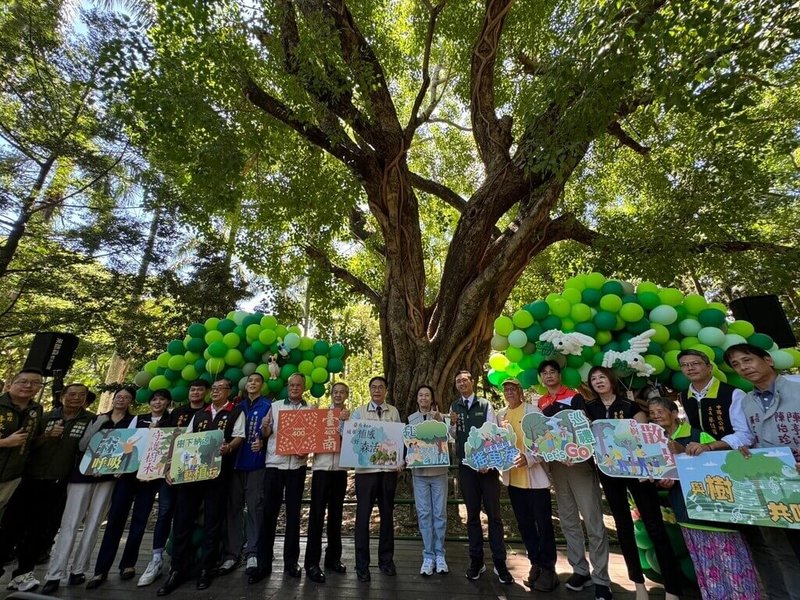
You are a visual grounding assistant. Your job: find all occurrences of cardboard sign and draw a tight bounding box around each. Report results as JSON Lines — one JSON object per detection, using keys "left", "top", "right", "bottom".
{"left": 521, "top": 409, "right": 595, "bottom": 463}
{"left": 80, "top": 428, "right": 148, "bottom": 476}
{"left": 676, "top": 447, "right": 800, "bottom": 529}
{"left": 137, "top": 428, "right": 182, "bottom": 481}
{"left": 403, "top": 420, "right": 450, "bottom": 468}
{"left": 340, "top": 420, "right": 404, "bottom": 469}
{"left": 169, "top": 430, "right": 223, "bottom": 484}
{"left": 462, "top": 421, "right": 520, "bottom": 472}
{"left": 275, "top": 408, "right": 341, "bottom": 455}
{"left": 591, "top": 419, "right": 676, "bottom": 479}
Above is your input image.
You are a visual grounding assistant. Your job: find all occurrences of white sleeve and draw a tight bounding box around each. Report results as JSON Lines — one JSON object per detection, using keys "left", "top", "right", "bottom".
{"left": 186, "top": 415, "right": 196, "bottom": 433}
{"left": 721, "top": 388, "right": 755, "bottom": 449}
{"left": 485, "top": 401, "right": 497, "bottom": 425}
{"left": 231, "top": 412, "right": 246, "bottom": 438}
{"left": 129, "top": 416, "right": 138, "bottom": 428}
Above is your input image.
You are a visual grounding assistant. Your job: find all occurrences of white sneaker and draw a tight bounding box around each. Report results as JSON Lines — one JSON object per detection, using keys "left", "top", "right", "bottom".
{"left": 435, "top": 556, "right": 449, "bottom": 574}
{"left": 7, "top": 572, "right": 40, "bottom": 592}
{"left": 245, "top": 556, "right": 258, "bottom": 575}
{"left": 137, "top": 556, "right": 163, "bottom": 587}
{"left": 420, "top": 558, "right": 434, "bottom": 576}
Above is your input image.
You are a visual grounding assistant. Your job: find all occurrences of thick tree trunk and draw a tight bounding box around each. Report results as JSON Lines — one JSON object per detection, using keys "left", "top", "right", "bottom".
{"left": 98, "top": 353, "right": 131, "bottom": 412}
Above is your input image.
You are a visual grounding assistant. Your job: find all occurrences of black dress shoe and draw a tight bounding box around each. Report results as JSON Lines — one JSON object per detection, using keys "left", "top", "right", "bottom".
{"left": 196, "top": 569, "right": 213, "bottom": 590}
{"left": 247, "top": 566, "right": 271, "bottom": 584}
{"left": 68, "top": 573, "right": 86, "bottom": 585}
{"left": 86, "top": 574, "right": 107, "bottom": 589}
{"left": 379, "top": 562, "right": 397, "bottom": 576}
{"left": 42, "top": 579, "right": 60, "bottom": 595}
{"left": 306, "top": 565, "right": 326, "bottom": 583}
{"left": 156, "top": 571, "right": 183, "bottom": 596}
{"left": 325, "top": 562, "right": 347, "bottom": 574}
{"left": 120, "top": 567, "right": 136, "bottom": 580}
{"left": 356, "top": 568, "right": 371, "bottom": 582}
{"left": 284, "top": 564, "right": 302, "bottom": 578}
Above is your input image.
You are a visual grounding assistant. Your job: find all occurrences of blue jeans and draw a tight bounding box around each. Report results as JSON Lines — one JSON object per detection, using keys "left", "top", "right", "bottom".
{"left": 413, "top": 472, "right": 448, "bottom": 560}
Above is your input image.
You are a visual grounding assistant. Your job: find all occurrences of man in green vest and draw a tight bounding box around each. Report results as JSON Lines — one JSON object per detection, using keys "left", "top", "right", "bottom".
{"left": 449, "top": 370, "right": 512, "bottom": 584}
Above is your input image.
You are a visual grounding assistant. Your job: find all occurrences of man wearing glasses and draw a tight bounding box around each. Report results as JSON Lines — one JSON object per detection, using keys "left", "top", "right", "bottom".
{"left": 676, "top": 349, "right": 753, "bottom": 455}
{"left": 158, "top": 378, "right": 245, "bottom": 595}
{"left": 0, "top": 368, "right": 44, "bottom": 514}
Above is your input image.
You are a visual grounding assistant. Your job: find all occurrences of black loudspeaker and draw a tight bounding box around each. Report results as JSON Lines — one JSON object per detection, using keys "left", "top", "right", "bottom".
{"left": 730, "top": 295, "right": 797, "bottom": 348}
{"left": 23, "top": 332, "right": 80, "bottom": 377}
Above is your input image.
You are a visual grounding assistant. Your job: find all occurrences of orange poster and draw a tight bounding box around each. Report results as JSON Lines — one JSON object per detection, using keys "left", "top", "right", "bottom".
{"left": 275, "top": 408, "right": 341, "bottom": 455}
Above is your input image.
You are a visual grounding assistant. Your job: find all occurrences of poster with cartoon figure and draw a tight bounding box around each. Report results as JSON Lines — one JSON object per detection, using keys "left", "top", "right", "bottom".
{"left": 340, "top": 420, "right": 405, "bottom": 469}
{"left": 137, "top": 428, "right": 182, "bottom": 481}
{"left": 676, "top": 447, "right": 800, "bottom": 529}
{"left": 521, "top": 409, "right": 595, "bottom": 463}
{"left": 169, "top": 430, "right": 223, "bottom": 484}
{"left": 80, "top": 428, "right": 149, "bottom": 476}
{"left": 462, "top": 421, "right": 520, "bottom": 471}
{"left": 591, "top": 419, "right": 676, "bottom": 479}
{"left": 403, "top": 420, "right": 450, "bottom": 468}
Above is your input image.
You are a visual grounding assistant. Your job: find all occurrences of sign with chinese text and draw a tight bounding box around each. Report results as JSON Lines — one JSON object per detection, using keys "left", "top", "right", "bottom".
{"left": 676, "top": 447, "right": 800, "bottom": 529}
{"left": 521, "top": 409, "right": 595, "bottom": 463}
{"left": 340, "top": 420, "right": 404, "bottom": 469}
{"left": 462, "top": 421, "right": 520, "bottom": 472}
{"left": 169, "top": 430, "right": 223, "bottom": 484}
{"left": 137, "top": 428, "right": 182, "bottom": 481}
{"left": 80, "top": 428, "right": 149, "bottom": 476}
{"left": 404, "top": 420, "right": 450, "bottom": 468}
{"left": 591, "top": 419, "right": 676, "bottom": 479}
{"left": 275, "top": 408, "right": 341, "bottom": 455}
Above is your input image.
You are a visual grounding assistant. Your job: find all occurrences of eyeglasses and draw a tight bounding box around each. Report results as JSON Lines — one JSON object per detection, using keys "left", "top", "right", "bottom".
{"left": 679, "top": 361, "right": 707, "bottom": 369}
{"left": 211, "top": 385, "right": 230, "bottom": 391}
{"left": 13, "top": 379, "right": 44, "bottom": 387}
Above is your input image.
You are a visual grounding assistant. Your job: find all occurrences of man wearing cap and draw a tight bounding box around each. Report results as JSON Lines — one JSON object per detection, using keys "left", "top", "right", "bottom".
{"left": 449, "top": 370, "right": 512, "bottom": 584}
{"left": 497, "top": 378, "right": 558, "bottom": 591}
{"left": 537, "top": 360, "right": 612, "bottom": 599}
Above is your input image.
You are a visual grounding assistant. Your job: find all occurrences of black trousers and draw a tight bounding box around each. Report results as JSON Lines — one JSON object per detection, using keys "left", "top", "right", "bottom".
{"left": 458, "top": 465, "right": 506, "bottom": 563}
{"left": 599, "top": 473, "right": 681, "bottom": 595}
{"left": 507, "top": 486, "right": 557, "bottom": 569}
{"left": 304, "top": 470, "right": 347, "bottom": 569}
{"left": 170, "top": 474, "right": 228, "bottom": 574}
{"left": 257, "top": 466, "right": 307, "bottom": 569}
{"left": 0, "top": 477, "right": 68, "bottom": 576}
{"left": 354, "top": 471, "right": 397, "bottom": 571}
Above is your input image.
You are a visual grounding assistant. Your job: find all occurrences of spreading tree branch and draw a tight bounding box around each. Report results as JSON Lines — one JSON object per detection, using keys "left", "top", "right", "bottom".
{"left": 302, "top": 244, "right": 381, "bottom": 305}
{"left": 607, "top": 121, "right": 650, "bottom": 155}
{"left": 405, "top": 1, "right": 447, "bottom": 140}
{"left": 407, "top": 172, "right": 467, "bottom": 212}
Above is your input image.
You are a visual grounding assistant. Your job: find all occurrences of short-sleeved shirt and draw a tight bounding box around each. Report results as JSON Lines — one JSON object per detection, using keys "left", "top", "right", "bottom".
{"left": 573, "top": 393, "right": 642, "bottom": 422}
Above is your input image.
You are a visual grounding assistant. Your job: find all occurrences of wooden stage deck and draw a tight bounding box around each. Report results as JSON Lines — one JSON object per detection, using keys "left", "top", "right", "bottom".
{"left": 2, "top": 532, "right": 698, "bottom": 600}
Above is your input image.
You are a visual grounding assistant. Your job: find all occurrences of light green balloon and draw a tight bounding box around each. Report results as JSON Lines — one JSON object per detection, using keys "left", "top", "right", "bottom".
{"left": 561, "top": 288, "right": 582, "bottom": 305}
{"left": 683, "top": 294, "right": 707, "bottom": 316}
{"left": 283, "top": 332, "right": 301, "bottom": 349}
{"left": 205, "top": 330, "right": 224, "bottom": 345}
{"left": 599, "top": 294, "right": 623, "bottom": 313}
{"left": 312, "top": 355, "right": 328, "bottom": 369}
{"left": 619, "top": 303, "right": 645, "bottom": 323}
{"left": 697, "top": 327, "right": 725, "bottom": 348}
{"left": 585, "top": 272, "right": 606, "bottom": 290}
{"left": 298, "top": 360, "right": 314, "bottom": 376}
{"left": 636, "top": 281, "right": 659, "bottom": 294}
{"left": 650, "top": 305, "right": 678, "bottom": 325}
{"left": 311, "top": 367, "right": 329, "bottom": 384}
{"left": 494, "top": 316, "right": 514, "bottom": 336}
{"left": 223, "top": 332, "right": 240, "bottom": 348}
{"left": 770, "top": 350, "right": 794, "bottom": 370}
{"left": 651, "top": 323, "right": 670, "bottom": 345}
{"left": 678, "top": 318, "right": 702, "bottom": 337}
{"left": 489, "top": 353, "right": 510, "bottom": 371}
{"left": 508, "top": 329, "right": 528, "bottom": 348}
{"left": 658, "top": 287, "right": 684, "bottom": 307}
{"left": 512, "top": 310, "right": 534, "bottom": 329}
{"left": 728, "top": 320, "right": 755, "bottom": 338}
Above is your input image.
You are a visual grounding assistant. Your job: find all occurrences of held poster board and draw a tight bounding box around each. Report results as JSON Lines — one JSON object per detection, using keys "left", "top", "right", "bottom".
{"left": 591, "top": 419, "right": 677, "bottom": 479}
{"left": 676, "top": 447, "right": 800, "bottom": 529}
{"left": 137, "top": 428, "right": 183, "bottom": 481}
{"left": 461, "top": 421, "right": 519, "bottom": 472}
{"left": 521, "top": 409, "right": 595, "bottom": 463}
{"left": 340, "top": 420, "right": 405, "bottom": 469}
{"left": 168, "top": 430, "right": 224, "bottom": 484}
{"left": 79, "top": 428, "right": 148, "bottom": 476}
{"left": 275, "top": 408, "right": 341, "bottom": 455}
{"left": 403, "top": 420, "right": 450, "bottom": 468}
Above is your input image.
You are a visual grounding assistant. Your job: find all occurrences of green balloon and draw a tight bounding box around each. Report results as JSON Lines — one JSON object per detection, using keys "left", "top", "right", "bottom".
{"left": 562, "top": 287, "right": 582, "bottom": 305}
{"left": 136, "top": 388, "right": 153, "bottom": 404}
{"left": 260, "top": 315, "right": 278, "bottom": 329}
{"left": 637, "top": 291, "right": 660, "bottom": 310}
{"left": 529, "top": 301, "right": 550, "bottom": 320}
{"left": 508, "top": 330, "right": 528, "bottom": 348}
{"left": 222, "top": 332, "right": 240, "bottom": 348}
{"left": 599, "top": 294, "right": 623, "bottom": 313}
{"left": 570, "top": 303, "right": 593, "bottom": 323}
{"left": 585, "top": 272, "right": 606, "bottom": 290}
{"left": 259, "top": 329, "right": 277, "bottom": 345}
{"left": 280, "top": 363, "right": 298, "bottom": 380}
{"left": 144, "top": 360, "right": 159, "bottom": 375}
{"left": 313, "top": 340, "right": 330, "bottom": 355}
{"left": 678, "top": 318, "right": 702, "bottom": 337}
{"left": 566, "top": 354, "right": 584, "bottom": 368}
{"left": 512, "top": 309, "right": 534, "bottom": 329}
{"left": 156, "top": 352, "right": 171, "bottom": 369}
{"left": 312, "top": 355, "right": 328, "bottom": 369}
{"left": 224, "top": 367, "right": 243, "bottom": 382}
{"left": 181, "top": 364, "right": 199, "bottom": 380}
{"left": 205, "top": 330, "right": 223, "bottom": 345}
{"left": 671, "top": 371, "right": 690, "bottom": 392}
{"left": 298, "top": 360, "right": 314, "bottom": 376}
{"left": 698, "top": 308, "right": 726, "bottom": 327}
{"left": 747, "top": 332, "right": 773, "bottom": 350}
{"left": 658, "top": 287, "right": 684, "bottom": 307}
{"left": 728, "top": 320, "right": 755, "bottom": 338}
{"left": 311, "top": 367, "right": 329, "bottom": 384}
{"left": 217, "top": 319, "right": 236, "bottom": 334}
{"left": 329, "top": 343, "right": 346, "bottom": 358}
{"left": 204, "top": 317, "right": 220, "bottom": 331}
{"left": 298, "top": 336, "right": 314, "bottom": 352}
{"left": 224, "top": 348, "right": 244, "bottom": 366}
{"left": 549, "top": 298, "right": 571, "bottom": 318}
{"left": 208, "top": 341, "right": 228, "bottom": 358}
{"left": 283, "top": 332, "right": 301, "bottom": 349}
{"left": 601, "top": 280, "right": 624, "bottom": 296}
{"left": 698, "top": 327, "right": 725, "bottom": 347}
{"left": 206, "top": 357, "right": 226, "bottom": 375}
{"left": 575, "top": 322, "right": 597, "bottom": 338}
{"left": 167, "top": 355, "right": 186, "bottom": 371}
{"left": 594, "top": 311, "right": 617, "bottom": 331}
{"left": 619, "top": 303, "right": 645, "bottom": 323}
{"left": 505, "top": 346, "right": 523, "bottom": 363}
{"left": 494, "top": 316, "right": 514, "bottom": 336}
{"left": 133, "top": 371, "right": 153, "bottom": 388}
{"left": 310, "top": 383, "right": 326, "bottom": 398}
{"left": 487, "top": 369, "right": 507, "bottom": 386}
{"left": 581, "top": 288, "right": 602, "bottom": 307}
{"left": 561, "top": 367, "right": 582, "bottom": 388}
{"left": 167, "top": 340, "right": 185, "bottom": 355}
{"left": 540, "top": 315, "right": 562, "bottom": 331}
{"left": 525, "top": 323, "right": 544, "bottom": 342}
{"left": 328, "top": 358, "right": 344, "bottom": 373}
{"left": 149, "top": 375, "right": 170, "bottom": 391}
{"left": 649, "top": 305, "right": 678, "bottom": 325}
{"left": 267, "top": 378, "right": 284, "bottom": 393}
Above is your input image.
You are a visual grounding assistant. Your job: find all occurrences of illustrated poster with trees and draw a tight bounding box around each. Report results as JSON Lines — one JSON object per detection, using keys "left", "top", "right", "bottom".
{"left": 591, "top": 419, "right": 676, "bottom": 479}
{"left": 80, "top": 429, "right": 149, "bottom": 476}
{"left": 403, "top": 420, "right": 450, "bottom": 468}
{"left": 521, "top": 410, "right": 595, "bottom": 464}
{"left": 168, "top": 430, "right": 224, "bottom": 484}
{"left": 340, "top": 420, "right": 404, "bottom": 469}
{"left": 676, "top": 448, "right": 800, "bottom": 530}
{"left": 137, "top": 428, "right": 183, "bottom": 481}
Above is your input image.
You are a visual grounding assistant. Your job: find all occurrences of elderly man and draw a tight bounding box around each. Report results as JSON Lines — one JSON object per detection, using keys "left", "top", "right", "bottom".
{"left": 249, "top": 372, "right": 312, "bottom": 584}
{"left": 0, "top": 368, "right": 44, "bottom": 513}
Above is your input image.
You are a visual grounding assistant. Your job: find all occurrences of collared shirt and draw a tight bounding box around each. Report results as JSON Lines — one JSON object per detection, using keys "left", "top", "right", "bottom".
{"left": 265, "top": 399, "right": 311, "bottom": 469}
{"left": 753, "top": 382, "right": 777, "bottom": 412}
{"left": 538, "top": 386, "right": 577, "bottom": 415}
{"left": 687, "top": 377, "right": 753, "bottom": 449}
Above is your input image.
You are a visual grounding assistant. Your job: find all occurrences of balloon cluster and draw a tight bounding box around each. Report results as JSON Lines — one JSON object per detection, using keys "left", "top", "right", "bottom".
{"left": 132, "top": 311, "right": 346, "bottom": 404}
{"left": 488, "top": 272, "right": 800, "bottom": 393}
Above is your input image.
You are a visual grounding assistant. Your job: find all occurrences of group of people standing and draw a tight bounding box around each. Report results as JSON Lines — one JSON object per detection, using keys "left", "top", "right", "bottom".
{"left": 0, "top": 340, "right": 799, "bottom": 600}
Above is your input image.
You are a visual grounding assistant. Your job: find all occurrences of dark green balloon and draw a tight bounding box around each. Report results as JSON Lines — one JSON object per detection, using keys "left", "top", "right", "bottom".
{"left": 217, "top": 319, "right": 236, "bottom": 334}
{"left": 529, "top": 300, "right": 550, "bottom": 320}
{"left": 186, "top": 338, "right": 206, "bottom": 353}
{"left": 187, "top": 323, "right": 206, "bottom": 338}
{"left": 167, "top": 340, "right": 185, "bottom": 355}
{"left": 581, "top": 289, "right": 602, "bottom": 306}
{"left": 540, "top": 315, "right": 562, "bottom": 331}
